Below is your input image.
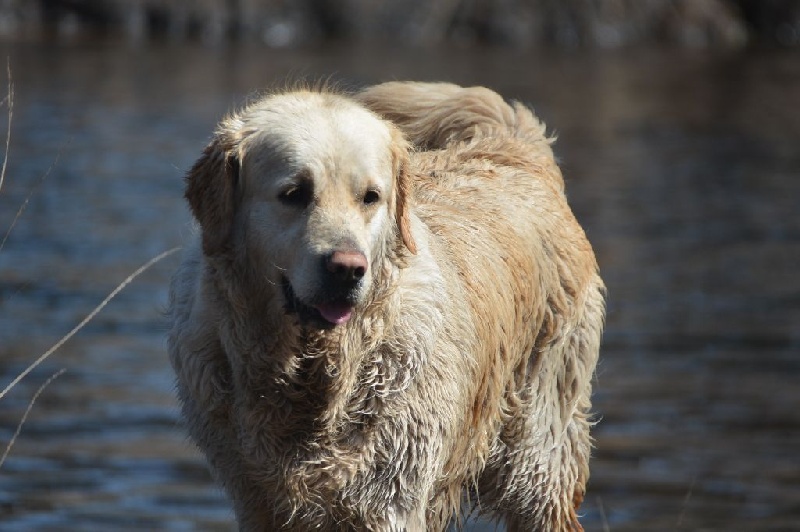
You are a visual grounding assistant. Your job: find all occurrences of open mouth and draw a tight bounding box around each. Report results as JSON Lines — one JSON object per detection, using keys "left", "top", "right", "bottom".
{"left": 281, "top": 277, "right": 355, "bottom": 327}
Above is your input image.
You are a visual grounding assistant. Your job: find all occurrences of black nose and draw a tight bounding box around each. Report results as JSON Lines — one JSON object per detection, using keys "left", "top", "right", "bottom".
{"left": 325, "top": 250, "right": 368, "bottom": 283}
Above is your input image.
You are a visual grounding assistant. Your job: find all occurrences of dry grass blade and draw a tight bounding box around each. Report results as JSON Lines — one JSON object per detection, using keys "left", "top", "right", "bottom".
{"left": 596, "top": 496, "right": 611, "bottom": 532}
{"left": 676, "top": 477, "right": 697, "bottom": 528}
{"left": 0, "top": 247, "right": 181, "bottom": 401}
{"left": 0, "top": 368, "right": 66, "bottom": 468}
{"left": 0, "top": 146, "right": 63, "bottom": 253}
{"left": 0, "top": 58, "right": 12, "bottom": 196}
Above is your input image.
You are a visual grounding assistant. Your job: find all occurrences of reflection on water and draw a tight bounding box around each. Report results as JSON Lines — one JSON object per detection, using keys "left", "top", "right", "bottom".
{"left": 0, "top": 43, "right": 798, "bottom": 531}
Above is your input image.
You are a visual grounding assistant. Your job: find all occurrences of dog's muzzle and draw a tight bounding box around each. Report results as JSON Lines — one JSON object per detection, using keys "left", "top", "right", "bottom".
{"left": 281, "top": 249, "right": 368, "bottom": 327}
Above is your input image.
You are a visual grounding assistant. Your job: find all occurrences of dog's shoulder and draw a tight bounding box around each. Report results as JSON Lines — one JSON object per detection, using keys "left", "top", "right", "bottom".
{"left": 168, "top": 234, "right": 205, "bottom": 320}
{"left": 388, "top": 214, "right": 474, "bottom": 345}
{"left": 166, "top": 232, "right": 227, "bottom": 360}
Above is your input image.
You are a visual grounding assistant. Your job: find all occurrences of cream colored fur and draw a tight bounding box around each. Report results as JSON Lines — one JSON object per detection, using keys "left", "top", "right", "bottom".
{"left": 168, "top": 82, "right": 605, "bottom": 531}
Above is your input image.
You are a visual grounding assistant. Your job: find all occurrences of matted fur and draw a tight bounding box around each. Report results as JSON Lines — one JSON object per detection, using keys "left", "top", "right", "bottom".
{"left": 168, "top": 81, "right": 605, "bottom": 531}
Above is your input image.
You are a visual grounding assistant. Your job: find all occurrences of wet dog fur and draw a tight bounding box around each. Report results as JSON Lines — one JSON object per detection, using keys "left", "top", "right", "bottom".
{"left": 168, "top": 81, "right": 605, "bottom": 531}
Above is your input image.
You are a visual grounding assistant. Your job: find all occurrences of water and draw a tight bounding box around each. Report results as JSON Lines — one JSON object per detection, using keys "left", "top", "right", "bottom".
{"left": 0, "top": 42, "right": 798, "bottom": 531}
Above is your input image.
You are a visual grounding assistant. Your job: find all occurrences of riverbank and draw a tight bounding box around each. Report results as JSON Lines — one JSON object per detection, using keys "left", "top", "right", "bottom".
{"left": 1, "top": 0, "right": 799, "bottom": 48}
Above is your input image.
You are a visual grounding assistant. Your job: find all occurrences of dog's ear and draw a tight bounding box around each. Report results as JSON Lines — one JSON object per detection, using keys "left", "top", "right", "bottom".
{"left": 185, "top": 134, "right": 240, "bottom": 256}
{"left": 391, "top": 130, "right": 417, "bottom": 255}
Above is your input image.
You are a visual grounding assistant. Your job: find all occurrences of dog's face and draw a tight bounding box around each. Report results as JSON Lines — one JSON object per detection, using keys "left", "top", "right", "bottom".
{"left": 185, "top": 91, "right": 416, "bottom": 328}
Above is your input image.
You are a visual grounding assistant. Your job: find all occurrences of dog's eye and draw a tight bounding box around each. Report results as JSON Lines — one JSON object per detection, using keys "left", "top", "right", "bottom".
{"left": 278, "top": 183, "right": 312, "bottom": 208}
{"left": 363, "top": 189, "right": 380, "bottom": 206}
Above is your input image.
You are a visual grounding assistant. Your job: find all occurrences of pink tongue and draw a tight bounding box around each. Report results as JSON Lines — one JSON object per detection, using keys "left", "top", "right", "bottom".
{"left": 315, "top": 303, "right": 354, "bottom": 325}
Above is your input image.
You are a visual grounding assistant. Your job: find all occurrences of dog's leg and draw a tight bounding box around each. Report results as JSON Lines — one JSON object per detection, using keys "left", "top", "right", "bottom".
{"left": 387, "top": 505, "right": 427, "bottom": 532}
{"left": 480, "top": 283, "right": 604, "bottom": 532}
{"left": 480, "top": 401, "right": 588, "bottom": 531}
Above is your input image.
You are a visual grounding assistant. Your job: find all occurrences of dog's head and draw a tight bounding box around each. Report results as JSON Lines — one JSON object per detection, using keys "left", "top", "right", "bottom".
{"left": 185, "top": 90, "right": 416, "bottom": 327}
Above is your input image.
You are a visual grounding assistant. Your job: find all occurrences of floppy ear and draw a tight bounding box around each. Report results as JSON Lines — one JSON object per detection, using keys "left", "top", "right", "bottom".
{"left": 185, "top": 135, "right": 240, "bottom": 256}
{"left": 390, "top": 131, "right": 417, "bottom": 255}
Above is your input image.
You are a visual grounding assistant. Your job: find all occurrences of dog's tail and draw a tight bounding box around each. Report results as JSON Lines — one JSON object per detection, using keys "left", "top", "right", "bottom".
{"left": 357, "top": 82, "right": 549, "bottom": 150}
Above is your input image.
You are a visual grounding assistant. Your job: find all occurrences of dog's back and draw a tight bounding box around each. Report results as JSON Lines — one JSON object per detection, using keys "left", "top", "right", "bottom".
{"left": 358, "top": 81, "right": 556, "bottom": 170}
{"left": 361, "top": 82, "right": 606, "bottom": 531}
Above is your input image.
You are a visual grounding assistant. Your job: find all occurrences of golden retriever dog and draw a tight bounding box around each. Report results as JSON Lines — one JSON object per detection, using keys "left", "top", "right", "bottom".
{"left": 168, "top": 81, "right": 605, "bottom": 531}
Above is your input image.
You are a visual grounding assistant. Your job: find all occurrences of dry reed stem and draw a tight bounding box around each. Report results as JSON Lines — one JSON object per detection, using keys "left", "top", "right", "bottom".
{"left": 0, "top": 58, "right": 12, "bottom": 196}
{"left": 676, "top": 476, "right": 697, "bottom": 528}
{"left": 0, "top": 146, "right": 63, "bottom": 253}
{"left": 0, "top": 60, "right": 182, "bottom": 469}
{"left": 0, "top": 368, "right": 66, "bottom": 468}
{"left": 596, "top": 496, "right": 611, "bottom": 532}
{"left": 0, "top": 247, "right": 181, "bottom": 401}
